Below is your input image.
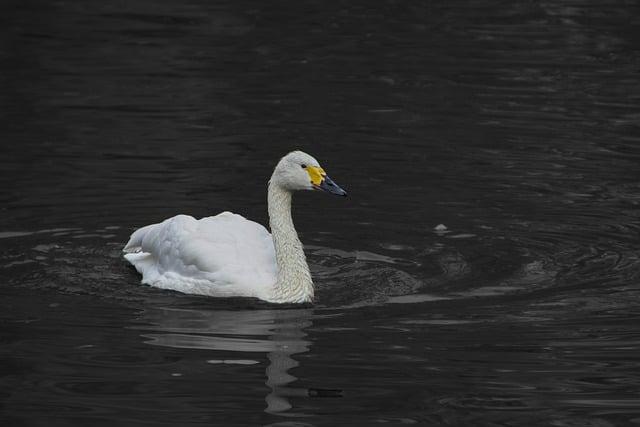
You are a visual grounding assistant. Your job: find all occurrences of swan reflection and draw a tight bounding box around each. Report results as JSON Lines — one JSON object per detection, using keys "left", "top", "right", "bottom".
{"left": 137, "top": 306, "right": 313, "bottom": 414}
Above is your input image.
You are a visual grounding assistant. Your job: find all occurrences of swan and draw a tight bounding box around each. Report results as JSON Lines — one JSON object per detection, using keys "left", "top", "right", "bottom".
{"left": 123, "top": 150, "right": 346, "bottom": 304}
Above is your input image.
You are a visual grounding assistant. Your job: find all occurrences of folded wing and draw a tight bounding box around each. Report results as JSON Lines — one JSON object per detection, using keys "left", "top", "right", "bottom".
{"left": 123, "top": 212, "right": 277, "bottom": 299}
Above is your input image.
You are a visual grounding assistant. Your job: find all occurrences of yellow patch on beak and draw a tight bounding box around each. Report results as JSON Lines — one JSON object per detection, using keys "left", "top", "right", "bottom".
{"left": 306, "top": 166, "right": 326, "bottom": 186}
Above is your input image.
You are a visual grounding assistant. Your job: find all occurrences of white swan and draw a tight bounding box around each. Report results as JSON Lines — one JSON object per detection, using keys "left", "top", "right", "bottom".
{"left": 123, "top": 151, "right": 346, "bottom": 304}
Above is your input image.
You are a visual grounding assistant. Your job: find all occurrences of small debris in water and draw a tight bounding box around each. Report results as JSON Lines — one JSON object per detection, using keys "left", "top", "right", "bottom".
{"left": 433, "top": 224, "right": 450, "bottom": 235}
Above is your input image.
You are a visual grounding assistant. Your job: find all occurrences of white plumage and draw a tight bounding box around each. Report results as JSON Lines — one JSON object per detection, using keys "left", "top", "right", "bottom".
{"left": 123, "top": 212, "right": 278, "bottom": 300}
{"left": 123, "top": 151, "right": 346, "bottom": 304}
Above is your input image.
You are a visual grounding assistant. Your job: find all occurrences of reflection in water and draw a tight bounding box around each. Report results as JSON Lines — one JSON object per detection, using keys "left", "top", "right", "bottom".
{"left": 137, "top": 307, "right": 313, "bottom": 414}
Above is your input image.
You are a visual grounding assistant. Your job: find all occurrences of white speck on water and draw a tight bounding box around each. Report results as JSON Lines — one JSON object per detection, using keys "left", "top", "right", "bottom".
{"left": 433, "top": 224, "right": 450, "bottom": 235}
{"left": 171, "top": 373, "right": 182, "bottom": 377}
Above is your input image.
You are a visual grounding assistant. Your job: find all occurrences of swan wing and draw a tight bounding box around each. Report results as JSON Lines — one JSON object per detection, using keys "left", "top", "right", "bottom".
{"left": 123, "top": 212, "right": 277, "bottom": 299}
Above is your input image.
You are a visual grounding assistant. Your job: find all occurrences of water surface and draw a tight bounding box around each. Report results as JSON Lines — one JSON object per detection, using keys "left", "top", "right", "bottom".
{"left": 1, "top": 0, "right": 640, "bottom": 425}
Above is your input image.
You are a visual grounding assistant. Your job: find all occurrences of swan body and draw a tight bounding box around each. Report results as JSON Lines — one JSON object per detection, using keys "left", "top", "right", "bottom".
{"left": 123, "top": 212, "right": 278, "bottom": 300}
{"left": 123, "top": 151, "right": 346, "bottom": 304}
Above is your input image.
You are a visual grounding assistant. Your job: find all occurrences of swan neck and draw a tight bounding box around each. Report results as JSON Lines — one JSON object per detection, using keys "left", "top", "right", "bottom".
{"left": 267, "top": 182, "right": 313, "bottom": 303}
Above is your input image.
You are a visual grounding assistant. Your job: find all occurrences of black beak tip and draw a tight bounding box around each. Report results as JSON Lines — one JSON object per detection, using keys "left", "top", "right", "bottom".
{"left": 318, "top": 176, "right": 347, "bottom": 197}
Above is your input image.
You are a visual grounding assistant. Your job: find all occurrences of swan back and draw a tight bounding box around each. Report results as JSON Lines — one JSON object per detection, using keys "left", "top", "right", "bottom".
{"left": 124, "top": 213, "right": 277, "bottom": 300}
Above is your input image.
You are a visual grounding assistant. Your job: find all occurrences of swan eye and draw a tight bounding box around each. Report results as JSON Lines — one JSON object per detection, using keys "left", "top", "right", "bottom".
{"left": 301, "top": 163, "right": 307, "bottom": 169}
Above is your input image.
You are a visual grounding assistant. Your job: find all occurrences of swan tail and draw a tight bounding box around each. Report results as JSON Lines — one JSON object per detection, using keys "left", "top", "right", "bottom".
{"left": 124, "top": 251, "right": 158, "bottom": 282}
{"left": 123, "top": 223, "right": 157, "bottom": 253}
{"left": 123, "top": 224, "right": 163, "bottom": 283}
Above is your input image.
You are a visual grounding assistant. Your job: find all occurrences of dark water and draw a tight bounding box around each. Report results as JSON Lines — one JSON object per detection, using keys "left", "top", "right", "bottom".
{"left": 2, "top": 0, "right": 640, "bottom": 425}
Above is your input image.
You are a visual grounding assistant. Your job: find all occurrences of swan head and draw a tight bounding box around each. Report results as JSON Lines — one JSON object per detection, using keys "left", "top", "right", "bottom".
{"left": 271, "top": 150, "right": 347, "bottom": 196}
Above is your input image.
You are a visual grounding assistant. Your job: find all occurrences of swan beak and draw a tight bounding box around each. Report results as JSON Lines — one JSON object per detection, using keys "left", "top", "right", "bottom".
{"left": 307, "top": 166, "right": 347, "bottom": 196}
{"left": 317, "top": 175, "right": 347, "bottom": 197}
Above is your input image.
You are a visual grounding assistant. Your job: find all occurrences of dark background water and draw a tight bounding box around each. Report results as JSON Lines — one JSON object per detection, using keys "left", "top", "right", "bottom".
{"left": 2, "top": 0, "right": 640, "bottom": 425}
